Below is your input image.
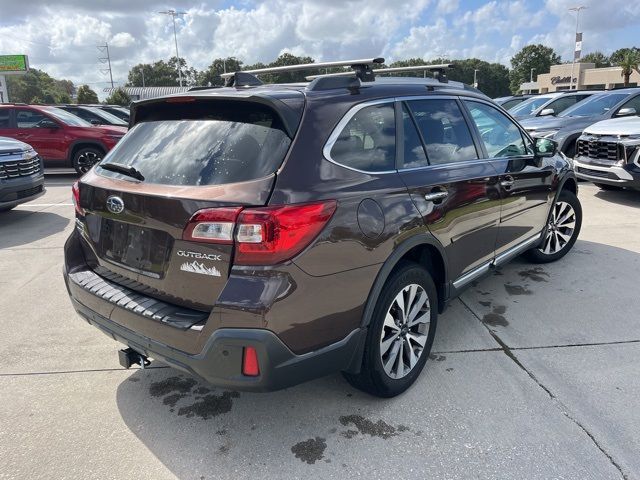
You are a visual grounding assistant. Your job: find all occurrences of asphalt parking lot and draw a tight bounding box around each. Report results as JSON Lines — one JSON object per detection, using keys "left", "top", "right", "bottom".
{"left": 1, "top": 173, "right": 639, "bottom": 480}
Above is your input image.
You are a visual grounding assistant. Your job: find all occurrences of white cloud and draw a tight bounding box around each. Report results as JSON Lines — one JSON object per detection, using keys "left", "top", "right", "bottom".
{"left": 110, "top": 32, "right": 135, "bottom": 48}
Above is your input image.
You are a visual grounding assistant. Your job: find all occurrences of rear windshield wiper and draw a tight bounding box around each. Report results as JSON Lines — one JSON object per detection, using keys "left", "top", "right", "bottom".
{"left": 100, "top": 162, "right": 145, "bottom": 181}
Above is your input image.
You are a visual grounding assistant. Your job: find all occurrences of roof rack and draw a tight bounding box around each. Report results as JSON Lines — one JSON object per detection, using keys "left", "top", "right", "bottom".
{"left": 306, "top": 64, "right": 454, "bottom": 83}
{"left": 221, "top": 58, "right": 385, "bottom": 87}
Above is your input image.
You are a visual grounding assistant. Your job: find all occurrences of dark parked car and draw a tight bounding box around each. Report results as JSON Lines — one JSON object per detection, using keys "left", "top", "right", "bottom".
{"left": 493, "top": 94, "right": 535, "bottom": 110}
{"left": 509, "top": 91, "right": 597, "bottom": 120}
{"left": 520, "top": 88, "right": 640, "bottom": 158}
{"left": 0, "top": 104, "right": 126, "bottom": 174}
{"left": 0, "top": 136, "right": 45, "bottom": 212}
{"left": 58, "top": 105, "right": 128, "bottom": 127}
{"left": 63, "top": 59, "right": 582, "bottom": 397}
{"left": 97, "top": 105, "right": 130, "bottom": 122}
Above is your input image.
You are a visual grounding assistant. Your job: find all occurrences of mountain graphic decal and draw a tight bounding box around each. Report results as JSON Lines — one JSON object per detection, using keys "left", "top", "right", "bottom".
{"left": 179, "top": 260, "right": 221, "bottom": 277}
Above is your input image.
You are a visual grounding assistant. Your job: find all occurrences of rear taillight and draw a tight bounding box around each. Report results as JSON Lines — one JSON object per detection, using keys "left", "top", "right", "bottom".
{"left": 182, "top": 200, "right": 337, "bottom": 266}
{"left": 183, "top": 207, "right": 242, "bottom": 244}
{"left": 71, "top": 181, "right": 84, "bottom": 216}
{"left": 242, "top": 347, "right": 260, "bottom": 377}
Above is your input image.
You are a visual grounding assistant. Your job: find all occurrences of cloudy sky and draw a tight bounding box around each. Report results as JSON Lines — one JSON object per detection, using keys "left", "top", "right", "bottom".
{"left": 0, "top": 0, "right": 639, "bottom": 95}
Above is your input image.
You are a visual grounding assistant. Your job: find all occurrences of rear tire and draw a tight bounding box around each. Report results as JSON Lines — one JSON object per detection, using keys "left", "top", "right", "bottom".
{"left": 343, "top": 262, "right": 438, "bottom": 398}
{"left": 594, "top": 183, "right": 623, "bottom": 191}
{"left": 525, "top": 190, "right": 582, "bottom": 264}
{"left": 72, "top": 147, "right": 104, "bottom": 175}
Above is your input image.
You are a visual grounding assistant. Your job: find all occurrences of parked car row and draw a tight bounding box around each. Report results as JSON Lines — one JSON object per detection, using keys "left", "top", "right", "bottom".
{"left": 0, "top": 104, "right": 129, "bottom": 175}
{"left": 496, "top": 88, "right": 640, "bottom": 191}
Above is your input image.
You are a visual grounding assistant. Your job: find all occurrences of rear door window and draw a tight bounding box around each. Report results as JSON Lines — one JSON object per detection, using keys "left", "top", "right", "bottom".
{"left": 329, "top": 103, "right": 396, "bottom": 172}
{"left": 401, "top": 104, "right": 428, "bottom": 169}
{"left": 16, "top": 109, "right": 47, "bottom": 128}
{"left": 97, "top": 101, "right": 292, "bottom": 186}
{"left": 406, "top": 99, "right": 478, "bottom": 165}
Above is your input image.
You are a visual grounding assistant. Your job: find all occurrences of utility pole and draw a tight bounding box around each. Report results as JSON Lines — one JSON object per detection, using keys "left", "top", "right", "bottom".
{"left": 569, "top": 6, "right": 586, "bottom": 91}
{"left": 159, "top": 10, "right": 187, "bottom": 87}
{"left": 139, "top": 65, "right": 146, "bottom": 87}
{"left": 97, "top": 43, "right": 115, "bottom": 89}
{"left": 473, "top": 69, "right": 479, "bottom": 88}
{"left": 530, "top": 68, "right": 535, "bottom": 83}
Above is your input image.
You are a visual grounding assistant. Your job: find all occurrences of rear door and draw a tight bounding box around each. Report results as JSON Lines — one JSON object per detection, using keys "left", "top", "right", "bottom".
{"left": 397, "top": 97, "right": 502, "bottom": 285}
{"left": 78, "top": 99, "right": 296, "bottom": 311}
{"left": 462, "top": 99, "right": 553, "bottom": 255}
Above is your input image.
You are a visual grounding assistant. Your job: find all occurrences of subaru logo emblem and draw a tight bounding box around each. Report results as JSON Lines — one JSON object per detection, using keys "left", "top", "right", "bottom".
{"left": 106, "top": 196, "right": 125, "bottom": 214}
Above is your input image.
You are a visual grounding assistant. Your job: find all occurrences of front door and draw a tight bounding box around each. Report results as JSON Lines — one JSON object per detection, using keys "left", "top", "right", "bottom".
{"left": 397, "top": 98, "right": 502, "bottom": 285}
{"left": 13, "top": 108, "right": 67, "bottom": 161}
{"left": 462, "top": 100, "right": 553, "bottom": 254}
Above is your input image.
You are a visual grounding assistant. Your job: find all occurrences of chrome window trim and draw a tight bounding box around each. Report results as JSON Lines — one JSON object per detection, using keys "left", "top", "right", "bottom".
{"left": 322, "top": 98, "right": 398, "bottom": 175}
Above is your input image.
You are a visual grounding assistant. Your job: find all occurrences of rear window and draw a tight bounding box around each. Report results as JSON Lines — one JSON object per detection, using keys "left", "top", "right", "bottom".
{"left": 559, "top": 93, "right": 629, "bottom": 117}
{"left": 97, "top": 102, "right": 291, "bottom": 186}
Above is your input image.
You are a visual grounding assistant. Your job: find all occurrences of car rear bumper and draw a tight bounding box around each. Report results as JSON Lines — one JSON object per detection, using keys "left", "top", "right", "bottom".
{"left": 67, "top": 292, "right": 365, "bottom": 391}
{"left": 0, "top": 174, "right": 46, "bottom": 208}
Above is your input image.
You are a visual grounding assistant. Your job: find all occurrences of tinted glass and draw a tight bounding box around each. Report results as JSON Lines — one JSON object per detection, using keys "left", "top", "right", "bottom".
{"left": 510, "top": 96, "right": 556, "bottom": 116}
{"left": 41, "top": 107, "right": 91, "bottom": 126}
{"left": 465, "top": 101, "right": 528, "bottom": 158}
{"left": 401, "top": 105, "right": 428, "bottom": 169}
{"left": 618, "top": 94, "right": 640, "bottom": 114}
{"left": 84, "top": 107, "right": 127, "bottom": 125}
{"left": 559, "top": 93, "right": 629, "bottom": 117}
{"left": 501, "top": 99, "right": 525, "bottom": 110}
{"left": 16, "top": 109, "right": 47, "bottom": 128}
{"left": 98, "top": 104, "right": 291, "bottom": 186}
{"left": 330, "top": 103, "right": 396, "bottom": 172}
{"left": 0, "top": 109, "right": 10, "bottom": 128}
{"left": 544, "top": 96, "right": 584, "bottom": 115}
{"left": 407, "top": 99, "right": 477, "bottom": 165}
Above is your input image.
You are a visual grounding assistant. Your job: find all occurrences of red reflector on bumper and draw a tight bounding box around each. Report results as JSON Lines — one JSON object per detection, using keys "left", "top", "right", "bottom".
{"left": 242, "top": 347, "right": 260, "bottom": 377}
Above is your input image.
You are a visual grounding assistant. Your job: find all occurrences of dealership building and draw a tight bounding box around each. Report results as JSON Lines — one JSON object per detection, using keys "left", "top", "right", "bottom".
{"left": 520, "top": 62, "right": 640, "bottom": 93}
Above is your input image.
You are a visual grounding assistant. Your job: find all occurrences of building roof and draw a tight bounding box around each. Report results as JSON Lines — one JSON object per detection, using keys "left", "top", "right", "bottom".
{"left": 102, "top": 86, "right": 192, "bottom": 99}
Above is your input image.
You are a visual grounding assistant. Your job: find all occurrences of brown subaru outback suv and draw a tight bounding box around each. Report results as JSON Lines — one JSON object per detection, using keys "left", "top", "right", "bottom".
{"left": 63, "top": 59, "right": 582, "bottom": 397}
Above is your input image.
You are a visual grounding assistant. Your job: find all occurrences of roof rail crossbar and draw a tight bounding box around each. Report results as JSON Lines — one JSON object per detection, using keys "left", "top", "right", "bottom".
{"left": 221, "top": 57, "right": 385, "bottom": 83}
{"left": 306, "top": 63, "right": 454, "bottom": 82}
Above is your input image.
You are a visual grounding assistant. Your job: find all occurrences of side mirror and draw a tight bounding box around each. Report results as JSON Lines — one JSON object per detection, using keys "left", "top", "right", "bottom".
{"left": 90, "top": 119, "right": 101, "bottom": 125}
{"left": 38, "top": 119, "right": 59, "bottom": 129}
{"left": 539, "top": 108, "right": 555, "bottom": 117}
{"left": 534, "top": 137, "right": 557, "bottom": 157}
{"left": 616, "top": 107, "right": 637, "bottom": 117}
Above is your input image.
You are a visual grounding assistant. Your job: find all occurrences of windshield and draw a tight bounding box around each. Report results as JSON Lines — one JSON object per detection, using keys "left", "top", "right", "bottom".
{"left": 41, "top": 106, "right": 91, "bottom": 127}
{"left": 559, "top": 93, "right": 629, "bottom": 117}
{"left": 509, "top": 96, "right": 557, "bottom": 116}
{"left": 85, "top": 107, "right": 128, "bottom": 126}
{"left": 97, "top": 104, "right": 291, "bottom": 186}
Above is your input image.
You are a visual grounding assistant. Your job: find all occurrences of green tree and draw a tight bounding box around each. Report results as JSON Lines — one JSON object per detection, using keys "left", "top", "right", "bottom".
{"left": 198, "top": 57, "right": 244, "bottom": 86}
{"left": 6, "top": 68, "right": 74, "bottom": 103}
{"left": 127, "top": 57, "right": 198, "bottom": 87}
{"left": 509, "top": 44, "right": 561, "bottom": 93}
{"left": 610, "top": 47, "right": 640, "bottom": 66}
{"left": 105, "top": 88, "right": 131, "bottom": 106}
{"left": 57, "top": 93, "right": 72, "bottom": 104}
{"left": 580, "top": 51, "right": 611, "bottom": 68}
{"left": 76, "top": 85, "right": 99, "bottom": 104}
{"left": 617, "top": 50, "right": 640, "bottom": 87}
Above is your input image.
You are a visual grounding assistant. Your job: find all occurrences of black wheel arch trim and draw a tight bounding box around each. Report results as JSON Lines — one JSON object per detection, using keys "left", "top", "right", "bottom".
{"left": 67, "top": 139, "right": 108, "bottom": 164}
{"left": 360, "top": 233, "right": 449, "bottom": 330}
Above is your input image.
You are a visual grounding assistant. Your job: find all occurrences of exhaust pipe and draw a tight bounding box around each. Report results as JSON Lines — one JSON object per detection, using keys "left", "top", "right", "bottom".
{"left": 118, "top": 348, "right": 150, "bottom": 369}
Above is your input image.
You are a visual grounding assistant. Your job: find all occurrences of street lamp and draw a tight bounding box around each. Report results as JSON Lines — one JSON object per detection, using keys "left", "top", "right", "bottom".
{"left": 530, "top": 68, "right": 535, "bottom": 83}
{"left": 473, "top": 69, "right": 479, "bottom": 89}
{"left": 159, "top": 9, "right": 188, "bottom": 87}
{"left": 568, "top": 6, "right": 587, "bottom": 91}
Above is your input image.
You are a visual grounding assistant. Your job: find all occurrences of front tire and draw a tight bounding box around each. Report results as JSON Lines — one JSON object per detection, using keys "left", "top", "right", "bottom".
{"left": 525, "top": 190, "right": 582, "bottom": 264}
{"left": 72, "top": 147, "right": 104, "bottom": 175}
{"left": 343, "top": 262, "right": 438, "bottom": 398}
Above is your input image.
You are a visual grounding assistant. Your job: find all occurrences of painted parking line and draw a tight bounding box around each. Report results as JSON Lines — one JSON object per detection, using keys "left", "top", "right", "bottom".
{"left": 15, "top": 203, "right": 73, "bottom": 207}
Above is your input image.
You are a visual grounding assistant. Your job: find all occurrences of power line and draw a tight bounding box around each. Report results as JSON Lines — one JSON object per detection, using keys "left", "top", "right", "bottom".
{"left": 97, "top": 43, "right": 115, "bottom": 89}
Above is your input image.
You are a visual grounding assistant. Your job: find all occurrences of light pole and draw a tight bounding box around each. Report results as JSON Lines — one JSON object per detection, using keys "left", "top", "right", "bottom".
{"left": 473, "top": 69, "right": 479, "bottom": 89}
{"left": 530, "top": 68, "right": 535, "bottom": 83}
{"left": 569, "top": 6, "right": 586, "bottom": 90}
{"left": 159, "top": 9, "right": 187, "bottom": 87}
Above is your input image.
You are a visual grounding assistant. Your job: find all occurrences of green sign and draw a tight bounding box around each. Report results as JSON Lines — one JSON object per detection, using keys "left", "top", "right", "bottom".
{"left": 0, "top": 55, "right": 29, "bottom": 74}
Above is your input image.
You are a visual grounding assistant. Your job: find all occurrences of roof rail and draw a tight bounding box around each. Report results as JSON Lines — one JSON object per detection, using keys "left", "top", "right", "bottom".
{"left": 221, "top": 58, "right": 385, "bottom": 86}
{"left": 306, "top": 63, "right": 454, "bottom": 83}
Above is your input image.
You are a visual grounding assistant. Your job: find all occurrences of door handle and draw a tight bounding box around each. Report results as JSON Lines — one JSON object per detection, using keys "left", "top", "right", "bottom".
{"left": 424, "top": 191, "right": 448, "bottom": 202}
{"left": 500, "top": 175, "right": 515, "bottom": 187}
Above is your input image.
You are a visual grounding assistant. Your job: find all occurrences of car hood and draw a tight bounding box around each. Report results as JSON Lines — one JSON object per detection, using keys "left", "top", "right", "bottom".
{"left": 91, "top": 125, "right": 128, "bottom": 135}
{"left": 0, "top": 136, "right": 30, "bottom": 153}
{"left": 584, "top": 116, "right": 640, "bottom": 135}
{"left": 519, "top": 114, "right": 601, "bottom": 132}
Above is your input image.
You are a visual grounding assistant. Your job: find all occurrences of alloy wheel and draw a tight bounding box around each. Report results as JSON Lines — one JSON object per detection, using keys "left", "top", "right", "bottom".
{"left": 539, "top": 200, "right": 576, "bottom": 255}
{"left": 380, "top": 283, "right": 431, "bottom": 379}
{"left": 77, "top": 151, "right": 102, "bottom": 173}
